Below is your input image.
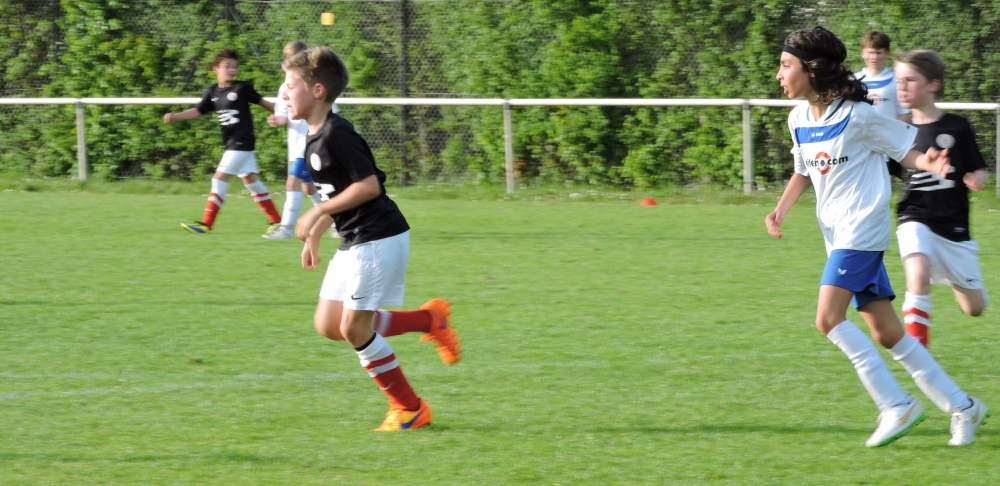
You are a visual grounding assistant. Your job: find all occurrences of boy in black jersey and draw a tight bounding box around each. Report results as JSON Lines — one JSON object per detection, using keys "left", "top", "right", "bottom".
{"left": 282, "top": 46, "right": 461, "bottom": 431}
{"left": 891, "top": 49, "right": 989, "bottom": 446}
{"left": 164, "top": 49, "right": 283, "bottom": 234}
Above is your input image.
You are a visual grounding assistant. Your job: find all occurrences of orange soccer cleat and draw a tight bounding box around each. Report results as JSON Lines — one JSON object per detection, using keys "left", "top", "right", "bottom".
{"left": 419, "top": 298, "right": 462, "bottom": 365}
{"left": 374, "top": 399, "right": 433, "bottom": 432}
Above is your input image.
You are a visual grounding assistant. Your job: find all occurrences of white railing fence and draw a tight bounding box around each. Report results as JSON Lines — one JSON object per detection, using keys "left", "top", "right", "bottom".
{"left": 2, "top": 97, "right": 999, "bottom": 197}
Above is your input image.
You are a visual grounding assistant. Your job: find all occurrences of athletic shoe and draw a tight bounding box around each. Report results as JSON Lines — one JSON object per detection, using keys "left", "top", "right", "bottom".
{"left": 181, "top": 222, "right": 211, "bottom": 234}
{"left": 949, "top": 396, "right": 989, "bottom": 446}
{"left": 374, "top": 399, "right": 432, "bottom": 432}
{"left": 866, "top": 399, "right": 926, "bottom": 448}
{"left": 419, "top": 298, "right": 462, "bottom": 365}
{"left": 262, "top": 224, "right": 292, "bottom": 240}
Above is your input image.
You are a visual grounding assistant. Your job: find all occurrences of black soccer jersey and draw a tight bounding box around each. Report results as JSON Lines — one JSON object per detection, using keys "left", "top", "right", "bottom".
{"left": 305, "top": 111, "right": 409, "bottom": 250}
{"left": 890, "top": 113, "right": 986, "bottom": 241}
{"left": 196, "top": 81, "right": 263, "bottom": 151}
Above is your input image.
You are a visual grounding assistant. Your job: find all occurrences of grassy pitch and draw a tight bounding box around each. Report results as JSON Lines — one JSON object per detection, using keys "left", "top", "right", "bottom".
{"left": 1, "top": 186, "right": 998, "bottom": 484}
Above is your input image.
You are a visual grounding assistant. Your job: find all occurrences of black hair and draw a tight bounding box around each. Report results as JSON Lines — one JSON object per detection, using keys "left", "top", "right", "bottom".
{"left": 785, "top": 27, "right": 871, "bottom": 105}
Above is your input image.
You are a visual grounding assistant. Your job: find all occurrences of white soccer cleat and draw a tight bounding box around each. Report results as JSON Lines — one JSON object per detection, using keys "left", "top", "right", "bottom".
{"left": 949, "top": 396, "right": 989, "bottom": 446}
{"left": 866, "top": 399, "right": 926, "bottom": 448}
{"left": 262, "top": 224, "right": 292, "bottom": 240}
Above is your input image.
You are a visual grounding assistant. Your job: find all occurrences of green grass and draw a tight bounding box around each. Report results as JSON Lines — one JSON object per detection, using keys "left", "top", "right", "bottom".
{"left": 2, "top": 184, "right": 1000, "bottom": 484}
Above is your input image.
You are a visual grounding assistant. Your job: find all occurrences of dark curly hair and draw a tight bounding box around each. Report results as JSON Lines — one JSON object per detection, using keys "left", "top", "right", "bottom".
{"left": 785, "top": 27, "right": 871, "bottom": 105}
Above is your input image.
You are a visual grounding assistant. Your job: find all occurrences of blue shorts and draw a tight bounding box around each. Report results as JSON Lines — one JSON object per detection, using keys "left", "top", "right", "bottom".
{"left": 289, "top": 157, "right": 313, "bottom": 183}
{"left": 820, "top": 250, "right": 895, "bottom": 309}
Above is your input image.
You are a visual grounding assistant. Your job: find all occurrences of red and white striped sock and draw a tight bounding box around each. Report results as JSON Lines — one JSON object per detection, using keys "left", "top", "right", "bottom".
{"left": 202, "top": 179, "right": 228, "bottom": 229}
{"left": 355, "top": 333, "right": 420, "bottom": 411}
{"left": 371, "top": 309, "right": 433, "bottom": 338}
{"left": 245, "top": 180, "right": 282, "bottom": 224}
{"left": 903, "top": 292, "right": 932, "bottom": 348}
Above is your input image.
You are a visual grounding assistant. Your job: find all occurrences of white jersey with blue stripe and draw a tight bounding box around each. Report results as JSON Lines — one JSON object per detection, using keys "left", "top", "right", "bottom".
{"left": 275, "top": 84, "right": 341, "bottom": 162}
{"left": 854, "top": 67, "right": 910, "bottom": 120}
{"left": 789, "top": 99, "right": 917, "bottom": 254}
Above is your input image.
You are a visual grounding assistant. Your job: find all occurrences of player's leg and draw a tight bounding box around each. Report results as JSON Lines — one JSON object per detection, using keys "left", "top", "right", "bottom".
{"left": 898, "top": 222, "right": 935, "bottom": 346}
{"left": 952, "top": 286, "right": 987, "bottom": 317}
{"left": 319, "top": 233, "right": 431, "bottom": 430}
{"left": 819, "top": 251, "right": 921, "bottom": 447}
{"left": 181, "top": 159, "right": 234, "bottom": 233}
{"left": 859, "top": 298, "right": 987, "bottom": 445}
{"left": 266, "top": 158, "right": 311, "bottom": 240}
{"left": 233, "top": 152, "right": 281, "bottom": 226}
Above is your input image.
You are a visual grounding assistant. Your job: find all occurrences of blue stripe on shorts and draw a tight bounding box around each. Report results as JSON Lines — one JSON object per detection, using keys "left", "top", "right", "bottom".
{"left": 820, "top": 249, "right": 895, "bottom": 309}
{"left": 289, "top": 157, "right": 313, "bottom": 182}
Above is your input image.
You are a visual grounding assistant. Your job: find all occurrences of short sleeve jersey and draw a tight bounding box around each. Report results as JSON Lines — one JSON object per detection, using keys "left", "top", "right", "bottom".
{"left": 854, "top": 67, "right": 910, "bottom": 120}
{"left": 274, "top": 84, "right": 309, "bottom": 161}
{"left": 891, "top": 114, "right": 986, "bottom": 241}
{"left": 789, "top": 99, "right": 917, "bottom": 254}
{"left": 196, "top": 81, "right": 263, "bottom": 151}
{"left": 305, "top": 112, "right": 409, "bottom": 250}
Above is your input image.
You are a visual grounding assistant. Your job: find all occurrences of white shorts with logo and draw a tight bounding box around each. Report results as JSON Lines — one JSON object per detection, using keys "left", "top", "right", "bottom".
{"left": 217, "top": 150, "right": 260, "bottom": 177}
{"left": 897, "top": 221, "right": 985, "bottom": 290}
{"left": 319, "top": 231, "right": 410, "bottom": 311}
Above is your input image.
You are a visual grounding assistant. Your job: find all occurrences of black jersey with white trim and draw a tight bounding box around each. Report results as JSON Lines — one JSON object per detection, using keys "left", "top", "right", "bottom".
{"left": 196, "top": 81, "right": 263, "bottom": 151}
{"left": 890, "top": 113, "right": 986, "bottom": 241}
{"left": 305, "top": 112, "right": 409, "bottom": 250}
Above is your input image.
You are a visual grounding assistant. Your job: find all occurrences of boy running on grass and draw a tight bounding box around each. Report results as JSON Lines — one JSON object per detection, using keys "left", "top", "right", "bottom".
{"left": 768, "top": 27, "right": 987, "bottom": 447}
{"left": 164, "top": 49, "right": 282, "bottom": 234}
{"left": 891, "top": 49, "right": 989, "bottom": 348}
{"left": 283, "top": 46, "right": 462, "bottom": 431}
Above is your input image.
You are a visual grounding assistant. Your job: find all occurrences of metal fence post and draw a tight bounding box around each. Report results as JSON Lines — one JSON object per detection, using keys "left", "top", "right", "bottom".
{"left": 742, "top": 99, "right": 753, "bottom": 195}
{"left": 75, "top": 101, "right": 88, "bottom": 182}
{"left": 503, "top": 100, "right": 514, "bottom": 194}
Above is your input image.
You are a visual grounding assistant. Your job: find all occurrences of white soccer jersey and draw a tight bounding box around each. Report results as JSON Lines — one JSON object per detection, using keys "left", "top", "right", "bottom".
{"left": 789, "top": 99, "right": 917, "bottom": 254}
{"left": 275, "top": 84, "right": 340, "bottom": 161}
{"left": 855, "top": 67, "right": 910, "bottom": 120}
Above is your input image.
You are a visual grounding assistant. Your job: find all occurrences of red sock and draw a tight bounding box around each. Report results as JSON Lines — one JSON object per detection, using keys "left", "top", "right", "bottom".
{"left": 367, "top": 355, "right": 420, "bottom": 410}
{"left": 202, "top": 193, "right": 223, "bottom": 228}
{"left": 372, "top": 310, "right": 433, "bottom": 337}
{"left": 253, "top": 194, "right": 282, "bottom": 224}
{"left": 906, "top": 322, "right": 930, "bottom": 348}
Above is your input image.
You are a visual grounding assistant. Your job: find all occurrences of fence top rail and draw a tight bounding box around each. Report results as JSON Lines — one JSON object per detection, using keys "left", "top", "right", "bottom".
{"left": 1, "top": 97, "right": 999, "bottom": 110}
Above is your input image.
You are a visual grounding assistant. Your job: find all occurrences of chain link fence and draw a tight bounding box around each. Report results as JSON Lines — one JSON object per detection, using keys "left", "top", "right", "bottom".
{"left": 1, "top": 0, "right": 997, "bottom": 186}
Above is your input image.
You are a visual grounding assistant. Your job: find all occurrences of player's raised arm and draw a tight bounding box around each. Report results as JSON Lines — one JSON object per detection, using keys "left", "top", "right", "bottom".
{"left": 899, "top": 147, "right": 950, "bottom": 178}
{"left": 163, "top": 107, "right": 201, "bottom": 124}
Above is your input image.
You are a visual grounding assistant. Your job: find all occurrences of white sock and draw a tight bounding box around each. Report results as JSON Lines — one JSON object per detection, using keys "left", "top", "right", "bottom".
{"left": 827, "top": 320, "right": 909, "bottom": 411}
{"left": 308, "top": 192, "right": 322, "bottom": 206}
{"left": 902, "top": 292, "right": 932, "bottom": 327}
{"left": 371, "top": 310, "right": 393, "bottom": 336}
{"left": 281, "top": 191, "right": 304, "bottom": 228}
{"left": 889, "top": 334, "right": 970, "bottom": 413}
{"left": 245, "top": 179, "right": 270, "bottom": 199}
{"left": 211, "top": 178, "right": 229, "bottom": 201}
{"left": 355, "top": 333, "right": 397, "bottom": 376}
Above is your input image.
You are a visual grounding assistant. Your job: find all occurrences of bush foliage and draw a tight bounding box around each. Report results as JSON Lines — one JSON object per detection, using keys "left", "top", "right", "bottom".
{"left": 2, "top": 0, "right": 1000, "bottom": 186}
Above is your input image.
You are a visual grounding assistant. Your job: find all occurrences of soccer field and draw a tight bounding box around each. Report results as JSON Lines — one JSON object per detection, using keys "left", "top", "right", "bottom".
{"left": 2, "top": 188, "right": 999, "bottom": 484}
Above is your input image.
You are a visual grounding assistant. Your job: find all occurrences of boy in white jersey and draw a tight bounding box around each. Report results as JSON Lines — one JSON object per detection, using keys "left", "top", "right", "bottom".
{"left": 855, "top": 31, "right": 910, "bottom": 122}
{"left": 264, "top": 40, "right": 339, "bottom": 240}
{"left": 768, "top": 26, "right": 987, "bottom": 447}
{"left": 891, "top": 49, "right": 989, "bottom": 348}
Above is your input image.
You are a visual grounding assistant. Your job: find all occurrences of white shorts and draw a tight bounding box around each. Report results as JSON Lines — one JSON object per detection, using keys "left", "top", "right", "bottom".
{"left": 217, "top": 150, "right": 259, "bottom": 177}
{"left": 319, "top": 231, "right": 410, "bottom": 311}
{"left": 897, "top": 221, "right": 985, "bottom": 290}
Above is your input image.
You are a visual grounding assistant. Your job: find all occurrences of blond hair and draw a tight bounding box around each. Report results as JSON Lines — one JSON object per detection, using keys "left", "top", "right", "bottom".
{"left": 895, "top": 49, "right": 945, "bottom": 98}
{"left": 282, "top": 40, "right": 307, "bottom": 60}
{"left": 282, "top": 46, "right": 348, "bottom": 102}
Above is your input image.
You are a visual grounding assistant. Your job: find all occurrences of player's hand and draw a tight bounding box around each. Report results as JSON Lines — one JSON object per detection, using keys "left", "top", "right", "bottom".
{"left": 163, "top": 113, "right": 173, "bottom": 124}
{"left": 921, "top": 147, "right": 951, "bottom": 178}
{"left": 765, "top": 211, "right": 784, "bottom": 239}
{"left": 964, "top": 169, "right": 987, "bottom": 192}
{"left": 267, "top": 114, "right": 277, "bottom": 127}
{"left": 301, "top": 239, "right": 321, "bottom": 270}
{"left": 295, "top": 208, "right": 318, "bottom": 241}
